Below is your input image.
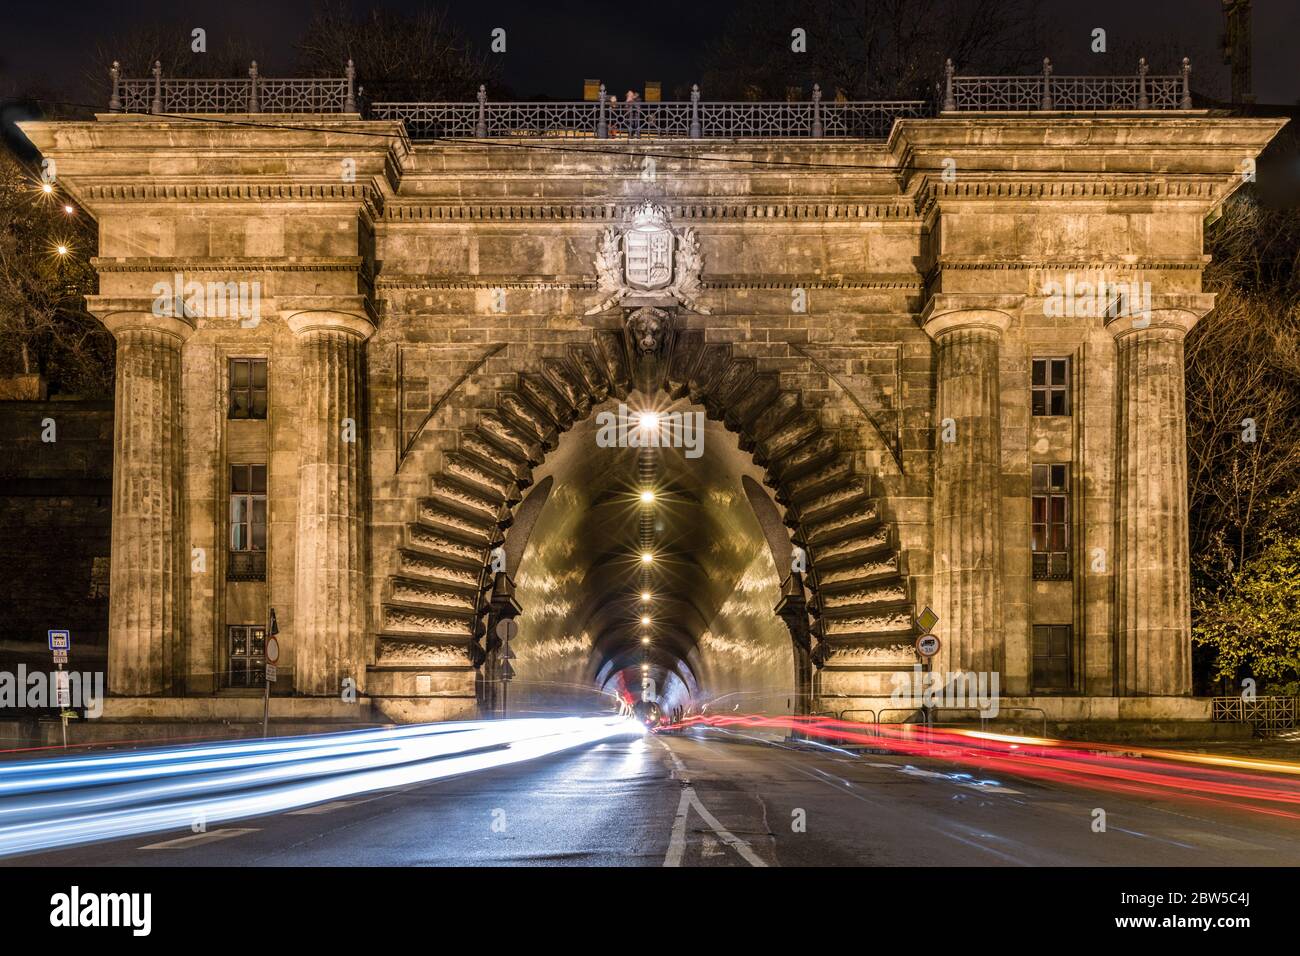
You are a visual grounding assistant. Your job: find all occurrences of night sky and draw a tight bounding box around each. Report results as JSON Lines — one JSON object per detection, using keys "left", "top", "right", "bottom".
{"left": 1, "top": 0, "right": 1299, "bottom": 106}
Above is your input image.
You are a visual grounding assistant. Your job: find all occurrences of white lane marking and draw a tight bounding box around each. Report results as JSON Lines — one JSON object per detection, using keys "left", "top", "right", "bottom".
{"left": 287, "top": 797, "right": 381, "bottom": 816}
{"left": 659, "top": 739, "right": 767, "bottom": 868}
{"left": 140, "top": 828, "right": 260, "bottom": 850}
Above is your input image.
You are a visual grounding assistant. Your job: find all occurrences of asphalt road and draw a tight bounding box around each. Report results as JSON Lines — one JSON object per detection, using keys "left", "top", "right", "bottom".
{"left": 6, "top": 730, "right": 1300, "bottom": 866}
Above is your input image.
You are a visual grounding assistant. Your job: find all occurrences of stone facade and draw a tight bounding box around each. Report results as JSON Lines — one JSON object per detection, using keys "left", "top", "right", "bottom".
{"left": 18, "top": 112, "right": 1283, "bottom": 721}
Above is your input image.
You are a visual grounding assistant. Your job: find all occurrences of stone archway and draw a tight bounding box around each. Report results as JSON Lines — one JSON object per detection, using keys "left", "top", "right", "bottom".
{"left": 373, "top": 322, "right": 916, "bottom": 716}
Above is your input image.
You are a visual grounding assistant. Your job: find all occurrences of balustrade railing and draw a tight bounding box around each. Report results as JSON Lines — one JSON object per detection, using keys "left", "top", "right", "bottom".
{"left": 1212, "top": 695, "right": 1298, "bottom": 735}
{"left": 105, "top": 55, "right": 1197, "bottom": 137}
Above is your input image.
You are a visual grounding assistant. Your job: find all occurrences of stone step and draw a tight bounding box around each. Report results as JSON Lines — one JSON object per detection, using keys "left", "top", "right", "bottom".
{"left": 416, "top": 500, "right": 496, "bottom": 545}
{"left": 427, "top": 476, "right": 504, "bottom": 524}
{"left": 813, "top": 553, "right": 901, "bottom": 594}
{"left": 822, "top": 608, "right": 916, "bottom": 642}
{"left": 795, "top": 481, "right": 872, "bottom": 528}
{"left": 820, "top": 579, "right": 911, "bottom": 615}
{"left": 519, "top": 373, "right": 572, "bottom": 429}
{"left": 810, "top": 525, "right": 893, "bottom": 571}
{"left": 380, "top": 603, "right": 477, "bottom": 638}
{"left": 396, "top": 549, "right": 483, "bottom": 592}
{"left": 385, "top": 578, "right": 478, "bottom": 618}
{"left": 767, "top": 433, "right": 837, "bottom": 486}
{"left": 500, "top": 393, "right": 559, "bottom": 450}
{"left": 542, "top": 358, "right": 593, "bottom": 418}
{"left": 757, "top": 413, "right": 819, "bottom": 466}
{"left": 405, "top": 524, "right": 488, "bottom": 570}
{"left": 459, "top": 434, "right": 532, "bottom": 488}
{"left": 727, "top": 374, "right": 780, "bottom": 432}
{"left": 804, "top": 503, "right": 882, "bottom": 548}
{"left": 444, "top": 453, "right": 521, "bottom": 505}
{"left": 746, "top": 391, "right": 800, "bottom": 446}
{"left": 783, "top": 460, "right": 855, "bottom": 506}
{"left": 476, "top": 415, "right": 543, "bottom": 467}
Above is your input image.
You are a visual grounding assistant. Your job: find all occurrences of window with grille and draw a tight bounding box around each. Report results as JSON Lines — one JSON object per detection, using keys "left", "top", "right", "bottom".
{"left": 1031, "top": 357, "right": 1070, "bottom": 416}
{"left": 228, "top": 358, "right": 268, "bottom": 419}
{"left": 228, "top": 464, "right": 267, "bottom": 581}
{"left": 227, "top": 624, "right": 266, "bottom": 688}
{"left": 1031, "top": 463, "right": 1070, "bottom": 580}
{"left": 1032, "top": 624, "right": 1073, "bottom": 691}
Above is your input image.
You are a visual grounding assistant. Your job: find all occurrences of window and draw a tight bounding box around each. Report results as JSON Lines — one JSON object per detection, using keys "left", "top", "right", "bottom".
{"left": 1031, "top": 357, "right": 1070, "bottom": 416}
{"left": 1032, "top": 624, "right": 1073, "bottom": 691}
{"left": 227, "top": 624, "right": 266, "bottom": 688}
{"left": 228, "top": 358, "right": 267, "bottom": 419}
{"left": 228, "top": 464, "right": 267, "bottom": 581}
{"left": 1031, "top": 463, "right": 1070, "bottom": 580}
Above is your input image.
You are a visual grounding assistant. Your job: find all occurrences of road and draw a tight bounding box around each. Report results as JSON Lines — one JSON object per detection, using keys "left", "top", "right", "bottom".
{"left": 6, "top": 728, "right": 1300, "bottom": 866}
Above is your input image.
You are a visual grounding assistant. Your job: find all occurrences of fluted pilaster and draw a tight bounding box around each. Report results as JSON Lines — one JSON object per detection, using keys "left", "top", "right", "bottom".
{"left": 288, "top": 309, "right": 373, "bottom": 696}
{"left": 1108, "top": 304, "right": 1208, "bottom": 696}
{"left": 922, "top": 297, "right": 1017, "bottom": 676}
{"left": 98, "top": 310, "right": 193, "bottom": 696}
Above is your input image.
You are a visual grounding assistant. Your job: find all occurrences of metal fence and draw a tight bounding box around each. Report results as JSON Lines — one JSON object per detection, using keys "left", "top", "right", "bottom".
{"left": 105, "top": 55, "right": 1197, "bottom": 139}
{"left": 1212, "top": 696, "right": 1298, "bottom": 735}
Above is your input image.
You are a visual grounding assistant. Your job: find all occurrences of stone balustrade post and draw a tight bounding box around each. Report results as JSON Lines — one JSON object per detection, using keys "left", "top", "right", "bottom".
{"left": 921, "top": 294, "right": 1020, "bottom": 677}
{"left": 285, "top": 306, "right": 375, "bottom": 696}
{"left": 91, "top": 303, "right": 194, "bottom": 696}
{"left": 1106, "top": 298, "right": 1212, "bottom": 696}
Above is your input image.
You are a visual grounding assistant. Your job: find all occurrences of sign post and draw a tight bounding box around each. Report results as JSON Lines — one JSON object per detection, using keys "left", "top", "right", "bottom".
{"left": 48, "top": 630, "right": 71, "bottom": 748}
{"left": 914, "top": 607, "right": 940, "bottom": 731}
{"left": 495, "top": 618, "right": 518, "bottom": 718}
{"left": 263, "top": 609, "right": 279, "bottom": 737}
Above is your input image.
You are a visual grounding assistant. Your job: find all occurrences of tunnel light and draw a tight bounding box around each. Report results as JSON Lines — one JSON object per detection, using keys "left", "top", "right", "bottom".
{"left": 640, "top": 615, "right": 651, "bottom": 626}
{"left": 641, "top": 636, "right": 650, "bottom": 645}
{"left": 55, "top": 245, "right": 68, "bottom": 256}
{"left": 636, "top": 411, "right": 660, "bottom": 434}
{"left": 41, "top": 182, "right": 53, "bottom": 194}
{"left": 641, "top": 591, "right": 651, "bottom": 602}
{"left": 639, "top": 489, "right": 655, "bottom": 504}
{"left": 640, "top": 551, "right": 654, "bottom": 565}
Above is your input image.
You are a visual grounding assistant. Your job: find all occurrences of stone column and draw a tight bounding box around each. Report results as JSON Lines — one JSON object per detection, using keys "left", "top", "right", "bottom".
{"left": 95, "top": 307, "right": 193, "bottom": 696}
{"left": 921, "top": 295, "right": 1019, "bottom": 676}
{"left": 775, "top": 572, "right": 813, "bottom": 715}
{"left": 1107, "top": 301, "right": 1210, "bottom": 696}
{"left": 286, "top": 309, "right": 374, "bottom": 696}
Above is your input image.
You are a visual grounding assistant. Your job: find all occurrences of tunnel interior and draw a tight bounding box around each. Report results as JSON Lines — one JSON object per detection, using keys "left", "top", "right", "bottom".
{"left": 504, "top": 394, "right": 799, "bottom": 720}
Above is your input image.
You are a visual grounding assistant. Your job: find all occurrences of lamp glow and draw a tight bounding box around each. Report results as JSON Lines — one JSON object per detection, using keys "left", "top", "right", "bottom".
{"left": 640, "top": 552, "right": 653, "bottom": 565}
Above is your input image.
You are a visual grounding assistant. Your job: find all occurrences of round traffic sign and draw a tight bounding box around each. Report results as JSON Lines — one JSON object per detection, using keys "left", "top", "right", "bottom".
{"left": 915, "top": 633, "right": 941, "bottom": 658}
{"left": 495, "top": 618, "right": 518, "bottom": 642}
{"left": 265, "top": 635, "right": 280, "bottom": 665}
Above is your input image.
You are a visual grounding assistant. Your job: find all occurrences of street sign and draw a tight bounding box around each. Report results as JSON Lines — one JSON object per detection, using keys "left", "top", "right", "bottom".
{"left": 916, "top": 633, "right": 941, "bottom": 658}
{"left": 52, "top": 649, "right": 68, "bottom": 665}
{"left": 55, "top": 671, "right": 71, "bottom": 708}
{"left": 916, "top": 606, "right": 939, "bottom": 633}
{"left": 265, "top": 663, "right": 278, "bottom": 683}
{"left": 269, "top": 608, "right": 279, "bottom": 636}
{"left": 265, "top": 635, "right": 280, "bottom": 665}
{"left": 501, "top": 659, "right": 515, "bottom": 681}
{"left": 503, "top": 644, "right": 517, "bottom": 660}
{"left": 48, "top": 629, "right": 71, "bottom": 651}
{"left": 495, "top": 618, "right": 518, "bottom": 642}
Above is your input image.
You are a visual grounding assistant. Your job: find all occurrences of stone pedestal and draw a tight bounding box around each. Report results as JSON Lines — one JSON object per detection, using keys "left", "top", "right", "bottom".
{"left": 922, "top": 296, "right": 1018, "bottom": 676}
{"left": 96, "top": 308, "right": 193, "bottom": 696}
{"left": 1107, "top": 303, "right": 1210, "bottom": 696}
{"left": 287, "top": 309, "right": 374, "bottom": 696}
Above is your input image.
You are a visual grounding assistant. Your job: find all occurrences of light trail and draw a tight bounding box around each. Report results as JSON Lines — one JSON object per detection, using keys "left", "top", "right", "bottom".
{"left": 660, "top": 714, "right": 1300, "bottom": 821}
{"left": 0, "top": 716, "right": 642, "bottom": 859}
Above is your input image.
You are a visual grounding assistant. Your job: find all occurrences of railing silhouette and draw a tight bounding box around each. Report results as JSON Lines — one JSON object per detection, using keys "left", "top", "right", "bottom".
{"left": 105, "top": 56, "right": 1198, "bottom": 141}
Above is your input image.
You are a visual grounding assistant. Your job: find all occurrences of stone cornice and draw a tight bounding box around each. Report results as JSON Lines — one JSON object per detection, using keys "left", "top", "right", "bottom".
{"left": 92, "top": 256, "right": 367, "bottom": 273}
{"left": 937, "top": 256, "right": 1210, "bottom": 271}
{"left": 1104, "top": 293, "right": 1216, "bottom": 340}
{"left": 919, "top": 293, "right": 1024, "bottom": 338}
{"left": 77, "top": 182, "right": 384, "bottom": 204}
{"left": 280, "top": 295, "right": 380, "bottom": 338}
{"left": 374, "top": 274, "right": 922, "bottom": 292}
{"left": 382, "top": 201, "right": 921, "bottom": 222}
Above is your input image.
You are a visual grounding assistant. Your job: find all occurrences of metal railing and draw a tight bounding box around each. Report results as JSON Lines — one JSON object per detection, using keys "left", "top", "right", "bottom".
{"left": 226, "top": 550, "right": 266, "bottom": 582}
{"left": 943, "top": 57, "right": 1193, "bottom": 112}
{"left": 110, "top": 60, "right": 356, "bottom": 114}
{"left": 1212, "top": 695, "right": 1298, "bottom": 735}
{"left": 104, "top": 55, "right": 1197, "bottom": 135}
{"left": 372, "top": 83, "right": 928, "bottom": 140}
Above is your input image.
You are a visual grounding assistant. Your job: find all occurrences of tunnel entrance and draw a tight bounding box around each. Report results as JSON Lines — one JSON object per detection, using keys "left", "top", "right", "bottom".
{"left": 501, "top": 396, "right": 800, "bottom": 721}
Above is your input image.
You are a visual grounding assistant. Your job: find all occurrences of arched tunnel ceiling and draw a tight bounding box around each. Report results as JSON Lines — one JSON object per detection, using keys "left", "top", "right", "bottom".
{"left": 508, "top": 394, "right": 796, "bottom": 712}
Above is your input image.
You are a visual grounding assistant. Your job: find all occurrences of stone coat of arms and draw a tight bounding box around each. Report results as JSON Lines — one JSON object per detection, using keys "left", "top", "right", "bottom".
{"left": 586, "top": 201, "right": 708, "bottom": 314}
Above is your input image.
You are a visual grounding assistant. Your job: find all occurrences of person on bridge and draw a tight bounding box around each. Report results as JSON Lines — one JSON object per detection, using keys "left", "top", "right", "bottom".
{"left": 625, "top": 90, "right": 642, "bottom": 138}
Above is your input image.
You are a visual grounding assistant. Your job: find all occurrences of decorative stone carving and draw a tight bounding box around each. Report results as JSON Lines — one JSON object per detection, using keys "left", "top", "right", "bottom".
{"left": 625, "top": 306, "right": 671, "bottom": 355}
{"left": 587, "top": 201, "right": 709, "bottom": 314}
